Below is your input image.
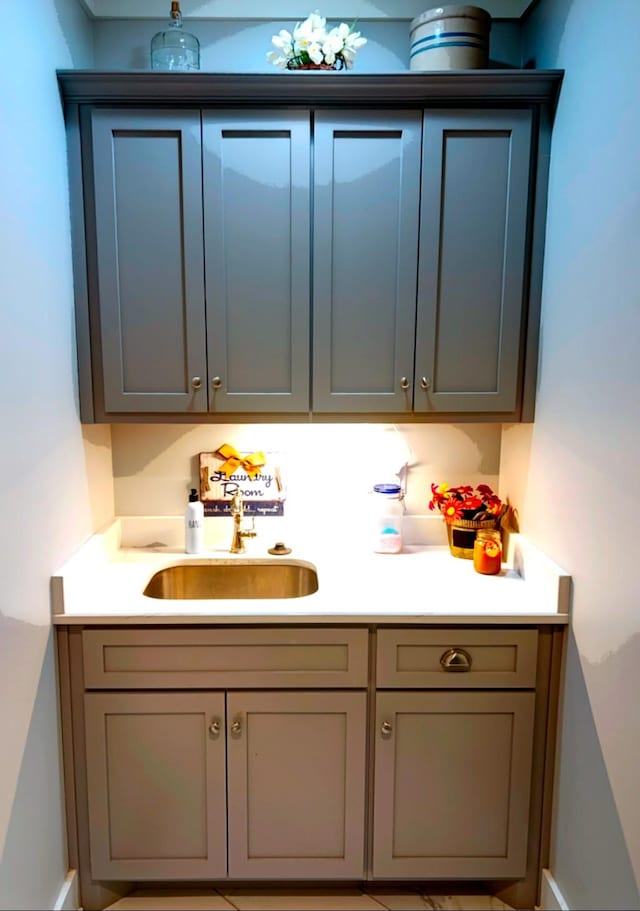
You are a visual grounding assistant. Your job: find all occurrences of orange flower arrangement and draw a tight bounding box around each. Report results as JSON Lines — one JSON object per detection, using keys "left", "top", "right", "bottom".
{"left": 429, "top": 483, "right": 505, "bottom": 524}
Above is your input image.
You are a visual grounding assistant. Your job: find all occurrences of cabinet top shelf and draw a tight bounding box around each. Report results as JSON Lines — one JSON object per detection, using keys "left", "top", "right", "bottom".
{"left": 57, "top": 69, "right": 563, "bottom": 107}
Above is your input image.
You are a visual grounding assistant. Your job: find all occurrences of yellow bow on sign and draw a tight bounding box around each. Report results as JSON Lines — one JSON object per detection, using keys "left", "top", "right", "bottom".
{"left": 214, "top": 443, "right": 266, "bottom": 479}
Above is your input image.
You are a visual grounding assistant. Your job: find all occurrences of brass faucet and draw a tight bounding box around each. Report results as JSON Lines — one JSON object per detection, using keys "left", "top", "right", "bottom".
{"left": 229, "top": 490, "right": 257, "bottom": 553}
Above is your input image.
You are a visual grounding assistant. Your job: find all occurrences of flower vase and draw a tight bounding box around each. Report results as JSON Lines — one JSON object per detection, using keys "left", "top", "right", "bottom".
{"left": 446, "top": 512, "right": 500, "bottom": 560}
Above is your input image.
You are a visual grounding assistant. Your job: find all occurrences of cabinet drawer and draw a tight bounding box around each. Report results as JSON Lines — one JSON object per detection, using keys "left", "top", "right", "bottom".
{"left": 82, "top": 627, "right": 369, "bottom": 689}
{"left": 377, "top": 628, "right": 537, "bottom": 688}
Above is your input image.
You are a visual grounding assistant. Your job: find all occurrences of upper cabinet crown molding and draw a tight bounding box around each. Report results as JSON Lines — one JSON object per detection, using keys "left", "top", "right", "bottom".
{"left": 57, "top": 69, "right": 563, "bottom": 106}
{"left": 78, "top": 1, "right": 536, "bottom": 22}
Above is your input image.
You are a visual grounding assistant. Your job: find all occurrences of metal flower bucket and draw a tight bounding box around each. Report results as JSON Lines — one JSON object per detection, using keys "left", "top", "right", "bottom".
{"left": 446, "top": 513, "right": 500, "bottom": 559}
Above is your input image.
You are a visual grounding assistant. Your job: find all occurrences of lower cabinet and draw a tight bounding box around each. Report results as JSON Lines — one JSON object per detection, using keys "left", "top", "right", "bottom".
{"left": 227, "top": 690, "right": 366, "bottom": 879}
{"left": 84, "top": 691, "right": 227, "bottom": 880}
{"left": 372, "top": 690, "right": 535, "bottom": 879}
{"left": 84, "top": 689, "right": 367, "bottom": 881}
{"left": 58, "top": 624, "right": 562, "bottom": 910}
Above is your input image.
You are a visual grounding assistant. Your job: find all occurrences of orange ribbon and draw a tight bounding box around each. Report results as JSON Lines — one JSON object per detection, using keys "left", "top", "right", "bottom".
{"left": 214, "top": 443, "right": 266, "bottom": 479}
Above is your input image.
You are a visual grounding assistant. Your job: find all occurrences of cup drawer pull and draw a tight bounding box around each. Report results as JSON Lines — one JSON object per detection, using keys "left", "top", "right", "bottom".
{"left": 440, "top": 647, "right": 472, "bottom": 672}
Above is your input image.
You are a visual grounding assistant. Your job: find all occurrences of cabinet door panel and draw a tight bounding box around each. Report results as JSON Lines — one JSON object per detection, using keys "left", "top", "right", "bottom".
{"left": 373, "top": 690, "right": 535, "bottom": 878}
{"left": 84, "top": 692, "right": 226, "bottom": 880}
{"left": 89, "top": 109, "right": 208, "bottom": 413}
{"left": 203, "top": 111, "right": 310, "bottom": 412}
{"left": 227, "top": 690, "right": 366, "bottom": 878}
{"left": 415, "top": 110, "right": 532, "bottom": 413}
{"left": 313, "top": 111, "right": 422, "bottom": 412}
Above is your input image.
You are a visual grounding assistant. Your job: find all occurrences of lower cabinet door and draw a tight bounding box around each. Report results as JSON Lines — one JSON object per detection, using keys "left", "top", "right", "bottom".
{"left": 373, "top": 690, "right": 535, "bottom": 879}
{"left": 84, "top": 692, "right": 227, "bottom": 880}
{"left": 227, "top": 690, "right": 367, "bottom": 878}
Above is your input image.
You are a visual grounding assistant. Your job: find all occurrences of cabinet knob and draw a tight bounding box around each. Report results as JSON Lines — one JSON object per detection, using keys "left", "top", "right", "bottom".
{"left": 381, "top": 720, "right": 393, "bottom": 736}
{"left": 440, "top": 647, "right": 472, "bottom": 672}
{"left": 400, "top": 377, "right": 410, "bottom": 390}
{"left": 231, "top": 719, "right": 242, "bottom": 735}
{"left": 209, "top": 719, "right": 220, "bottom": 735}
{"left": 191, "top": 376, "right": 202, "bottom": 389}
{"left": 420, "top": 376, "right": 431, "bottom": 390}
{"left": 211, "top": 376, "right": 222, "bottom": 389}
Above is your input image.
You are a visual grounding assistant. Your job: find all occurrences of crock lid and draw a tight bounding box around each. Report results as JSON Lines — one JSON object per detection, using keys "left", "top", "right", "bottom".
{"left": 410, "top": 5, "right": 491, "bottom": 31}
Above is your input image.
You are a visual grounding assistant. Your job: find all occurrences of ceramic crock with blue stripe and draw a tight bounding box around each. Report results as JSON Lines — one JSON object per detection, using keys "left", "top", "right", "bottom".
{"left": 410, "top": 4, "right": 491, "bottom": 71}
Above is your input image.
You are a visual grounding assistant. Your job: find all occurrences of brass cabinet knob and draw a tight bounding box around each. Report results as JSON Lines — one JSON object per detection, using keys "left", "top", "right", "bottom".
{"left": 420, "top": 376, "right": 431, "bottom": 390}
{"left": 231, "top": 719, "right": 242, "bottom": 735}
{"left": 440, "top": 647, "right": 472, "bottom": 672}
{"left": 191, "top": 376, "right": 202, "bottom": 389}
{"left": 211, "top": 376, "right": 222, "bottom": 389}
{"left": 381, "top": 720, "right": 393, "bottom": 736}
{"left": 400, "top": 377, "right": 410, "bottom": 390}
{"left": 209, "top": 719, "right": 220, "bottom": 735}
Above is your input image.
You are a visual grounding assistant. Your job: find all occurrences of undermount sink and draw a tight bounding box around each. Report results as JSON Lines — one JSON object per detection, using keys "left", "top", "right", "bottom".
{"left": 143, "top": 559, "right": 319, "bottom": 600}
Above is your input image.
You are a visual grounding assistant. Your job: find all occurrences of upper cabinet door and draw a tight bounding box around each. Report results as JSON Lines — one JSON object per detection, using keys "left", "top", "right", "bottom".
{"left": 89, "top": 109, "right": 208, "bottom": 413}
{"left": 203, "top": 111, "right": 311, "bottom": 412}
{"left": 313, "top": 111, "right": 422, "bottom": 413}
{"left": 414, "top": 110, "right": 532, "bottom": 414}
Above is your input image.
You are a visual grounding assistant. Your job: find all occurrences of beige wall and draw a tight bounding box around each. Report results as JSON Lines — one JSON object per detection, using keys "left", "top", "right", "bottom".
{"left": 111, "top": 422, "right": 502, "bottom": 538}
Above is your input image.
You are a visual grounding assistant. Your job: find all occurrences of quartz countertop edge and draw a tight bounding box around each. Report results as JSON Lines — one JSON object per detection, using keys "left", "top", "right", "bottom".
{"left": 51, "top": 518, "right": 571, "bottom": 626}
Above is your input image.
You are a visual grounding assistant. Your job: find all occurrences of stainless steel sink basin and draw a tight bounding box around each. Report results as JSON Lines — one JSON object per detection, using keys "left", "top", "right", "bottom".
{"left": 143, "top": 559, "right": 319, "bottom": 600}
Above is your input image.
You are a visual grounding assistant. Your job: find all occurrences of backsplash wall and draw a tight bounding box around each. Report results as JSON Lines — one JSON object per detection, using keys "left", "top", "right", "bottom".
{"left": 111, "top": 422, "right": 501, "bottom": 541}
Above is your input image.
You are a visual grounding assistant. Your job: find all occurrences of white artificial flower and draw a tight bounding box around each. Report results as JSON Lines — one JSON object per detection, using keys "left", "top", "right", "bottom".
{"left": 330, "top": 22, "right": 351, "bottom": 43}
{"left": 341, "top": 29, "right": 367, "bottom": 68}
{"left": 293, "top": 11, "right": 327, "bottom": 50}
{"left": 268, "top": 12, "right": 366, "bottom": 69}
{"left": 344, "top": 29, "right": 367, "bottom": 53}
{"left": 305, "top": 11, "right": 327, "bottom": 33}
{"left": 271, "top": 28, "right": 294, "bottom": 56}
{"left": 266, "top": 50, "right": 289, "bottom": 69}
{"left": 306, "top": 41, "right": 325, "bottom": 64}
{"left": 322, "top": 32, "right": 344, "bottom": 65}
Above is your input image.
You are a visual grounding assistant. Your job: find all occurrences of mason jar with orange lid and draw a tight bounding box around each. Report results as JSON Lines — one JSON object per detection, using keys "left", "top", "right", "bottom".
{"left": 473, "top": 529, "right": 502, "bottom": 575}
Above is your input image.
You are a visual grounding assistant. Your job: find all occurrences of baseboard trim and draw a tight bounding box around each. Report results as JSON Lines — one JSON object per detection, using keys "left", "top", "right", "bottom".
{"left": 538, "top": 867, "right": 570, "bottom": 911}
{"left": 53, "top": 869, "right": 79, "bottom": 911}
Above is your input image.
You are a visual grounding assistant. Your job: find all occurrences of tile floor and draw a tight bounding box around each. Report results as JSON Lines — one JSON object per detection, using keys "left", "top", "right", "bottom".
{"left": 105, "top": 887, "right": 516, "bottom": 910}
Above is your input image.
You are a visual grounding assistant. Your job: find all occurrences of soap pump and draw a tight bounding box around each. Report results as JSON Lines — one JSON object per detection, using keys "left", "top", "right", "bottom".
{"left": 185, "top": 488, "right": 205, "bottom": 554}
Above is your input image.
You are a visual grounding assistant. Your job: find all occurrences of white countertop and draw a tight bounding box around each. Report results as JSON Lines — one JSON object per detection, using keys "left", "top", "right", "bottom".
{"left": 51, "top": 518, "right": 570, "bottom": 626}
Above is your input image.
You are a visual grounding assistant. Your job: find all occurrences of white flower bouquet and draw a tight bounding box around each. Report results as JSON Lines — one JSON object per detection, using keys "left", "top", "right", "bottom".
{"left": 267, "top": 10, "right": 367, "bottom": 70}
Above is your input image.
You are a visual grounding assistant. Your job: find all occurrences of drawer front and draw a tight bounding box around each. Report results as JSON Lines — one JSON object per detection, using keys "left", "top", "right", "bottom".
{"left": 82, "top": 627, "right": 369, "bottom": 689}
{"left": 376, "top": 628, "right": 537, "bottom": 688}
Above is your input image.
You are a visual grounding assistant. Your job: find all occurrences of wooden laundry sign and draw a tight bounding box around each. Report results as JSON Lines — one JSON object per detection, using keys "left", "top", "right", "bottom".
{"left": 199, "top": 448, "right": 284, "bottom": 517}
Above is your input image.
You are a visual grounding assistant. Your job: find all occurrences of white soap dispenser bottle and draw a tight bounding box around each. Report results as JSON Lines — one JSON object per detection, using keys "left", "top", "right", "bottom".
{"left": 185, "top": 488, "right": 205, "bottom": 554}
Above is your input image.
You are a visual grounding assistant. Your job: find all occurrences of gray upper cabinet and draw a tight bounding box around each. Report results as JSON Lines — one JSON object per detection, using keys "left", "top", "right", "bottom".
{"left": 89, "top": 109, "right": 208, "bottom": 414}
{"left": 203, "top": 111, "right": 310, "bottom": 412}
{"left": 312, "top": 110, "right": 422, "bottom": 412}
{"left": 86, "top": 107, "right": 309, "bottom": 417}
{"left": 414, "top": 110, "right": 532, "bottom": 414}
{"left": 62, "top": 72, "right": 561, "bottom": 422}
